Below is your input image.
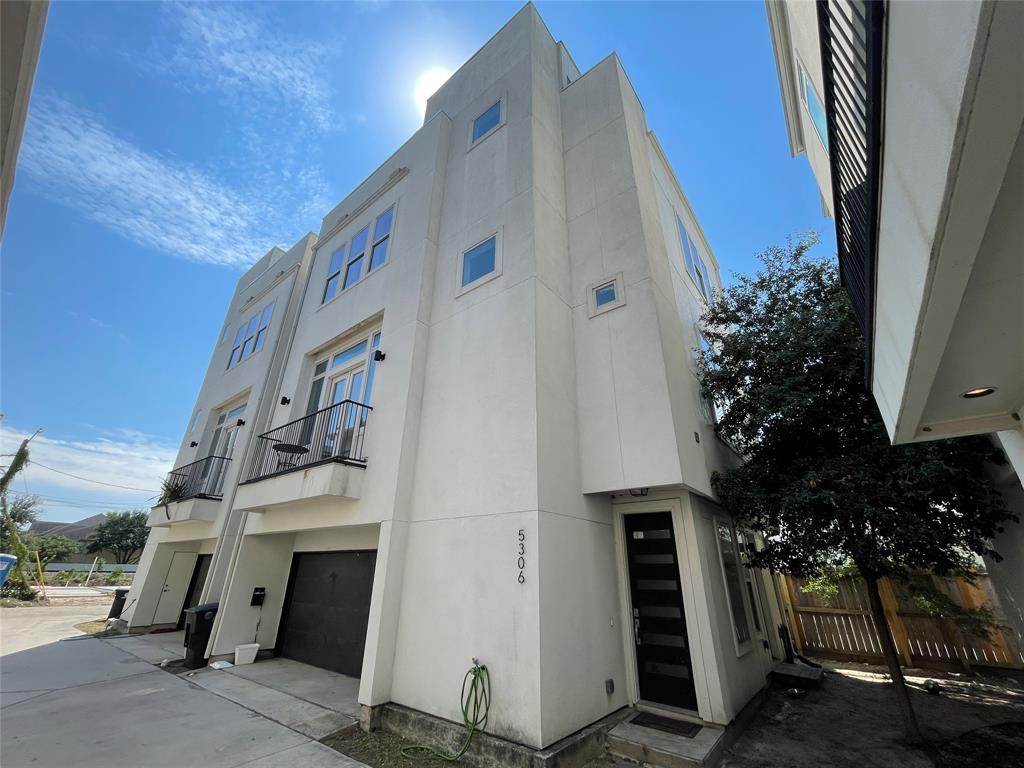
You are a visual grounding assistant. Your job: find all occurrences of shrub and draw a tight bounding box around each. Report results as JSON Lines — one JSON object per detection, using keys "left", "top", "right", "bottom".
{"left": 1, "top": 580, "right": 37, "bottom": 601}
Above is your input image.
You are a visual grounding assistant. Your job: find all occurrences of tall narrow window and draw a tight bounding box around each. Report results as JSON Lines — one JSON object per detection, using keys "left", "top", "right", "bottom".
{"left": 677, "top": 215, "right": 709, "bottom": 300}
{"left": 344, "top": 227, "right": 369, "bottom": 291}
{"left": 799, "top": 62, "right": 829, "bottom": 150}
{"left": 227, "top": 302, "right": 274, "bottom": 369}
{"left": 369, "top": 206, "right": 394, "bottom": 272}
{"left": 717, "top": 521, "right": 751, "bottom": 647}
{"left": 323, "top": 245, "right": 347, "bottom": 303}
{"left": 472, "top": 101, "right": 502, "bottom": 144}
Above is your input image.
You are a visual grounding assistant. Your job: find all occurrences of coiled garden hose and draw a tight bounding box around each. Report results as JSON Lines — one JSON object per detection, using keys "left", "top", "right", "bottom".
{"left": 401, "top": 659, "right": 490, "bottom": 762}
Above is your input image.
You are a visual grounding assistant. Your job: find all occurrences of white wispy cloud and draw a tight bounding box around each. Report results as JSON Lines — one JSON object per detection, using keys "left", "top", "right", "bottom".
{"left": 20, "top": 95, "right": 273, "bottom": 267}
{"left": 168, "top": 3, "right": 336, "bottom": 132}
{"left": 1, "top": 425, "right": 177, "bottom": 515}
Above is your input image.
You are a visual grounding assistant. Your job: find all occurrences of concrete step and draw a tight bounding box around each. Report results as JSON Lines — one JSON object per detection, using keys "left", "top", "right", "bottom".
{"left": 771, "top": 661, "right": 824, "bottom": 689}
{"left": 606, "top": 713, "right": 726, "bottom": 768}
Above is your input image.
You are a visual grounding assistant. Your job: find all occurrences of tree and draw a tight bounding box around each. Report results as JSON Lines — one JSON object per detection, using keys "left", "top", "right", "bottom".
{"left": 0, "top": 439, "right": 36, "bottom": 595}
{"left": 698, "top": 235, "right": 1016, "bottom": 746}
{"left": 86, "top": 511, "right": 149, "bottom": 564}
{"left": 23, "top": 532, "right": 80, "bottom": 565}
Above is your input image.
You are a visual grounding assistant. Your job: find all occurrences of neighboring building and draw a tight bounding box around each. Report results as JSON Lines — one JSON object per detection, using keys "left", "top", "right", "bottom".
{"left": 766, "top": 0, "right": 1024, "bottom": 639}
{"left": 1, "top": 0, "right": 48, "bottom": 235}
{"left": 124, "top": 5, "right": 786, "bottom": 750}
{"left": 29, "top": 513, "right": 117, "bottom": 564}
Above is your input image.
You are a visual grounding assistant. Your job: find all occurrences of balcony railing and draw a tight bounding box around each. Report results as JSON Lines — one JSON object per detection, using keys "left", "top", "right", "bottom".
{"left": 244, "top": 399, "right": 372, "bottom": 483}
{"left": 163, "top": 455, "right": 232, "bottom": 502}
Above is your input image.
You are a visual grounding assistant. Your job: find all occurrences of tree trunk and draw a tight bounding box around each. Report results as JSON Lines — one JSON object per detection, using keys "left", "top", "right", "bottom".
{"left": 865, "top": 574, "right": 923, "bottom": 745}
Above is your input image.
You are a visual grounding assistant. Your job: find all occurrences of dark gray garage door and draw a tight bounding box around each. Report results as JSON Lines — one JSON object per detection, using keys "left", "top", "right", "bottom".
{"left": 276, "top": 550, "right": 376, "bottom": 677}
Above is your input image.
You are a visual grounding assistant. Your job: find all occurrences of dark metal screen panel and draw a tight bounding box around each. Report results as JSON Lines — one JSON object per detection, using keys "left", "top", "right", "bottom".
{"left": 816, "top": 0, "right": 885, "bottom": 379}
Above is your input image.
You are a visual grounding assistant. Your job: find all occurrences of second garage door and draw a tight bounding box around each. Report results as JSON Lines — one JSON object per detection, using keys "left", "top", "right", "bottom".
{"left": 276, "top": 550, "right": 377, "bottom": 677}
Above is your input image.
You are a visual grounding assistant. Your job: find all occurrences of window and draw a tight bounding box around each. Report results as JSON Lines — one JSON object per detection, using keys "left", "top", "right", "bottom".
{"left": 587, "top": 273, "right": 626, "bottom": 317}
{"left": 219, "top": 322, "right": 232, "bottom": 345}
{"left": 676, "top": 215, "right": 712, "bottom": 301}
{"left": 306, "top": 331, "right": 383, "bottom": 415}
{"left": 188, "top": 410, "right": 203, "bottom": 434}
{"left": 459, "top": 235, "right": 498, "bottom": 291}
{"left": 798, "top": 62, "right": 829, "bottom": 150}
{"left": 322, "top": 206, "right": 396, "bottom": 304}
{"left": 227, "top": 301, "right": 274, "bottom": 369}
{"left": 739, "top": 534, "right": 764, "bottom": 634}
{"left": 716, "top": 521, "right": 751, "bottom": 649}
{"left": 472, "top": 100, "right": 502, "bottom": 144}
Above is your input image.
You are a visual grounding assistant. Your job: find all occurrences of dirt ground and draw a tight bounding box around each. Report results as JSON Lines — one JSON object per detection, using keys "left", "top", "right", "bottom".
{"left": 324, "top": 726, "right": 487, "bottom": 768}
{"left": 718, "top": 660, "right": 1024, "bottom": 768}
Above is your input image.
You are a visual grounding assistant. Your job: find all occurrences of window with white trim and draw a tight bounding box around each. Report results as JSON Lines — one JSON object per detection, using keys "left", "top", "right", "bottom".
{"left": 458, "top": 234, "right": 500, "bottom": 293}
{"left": 471, "top": 100, "right": 502, "bottom": 144}
{"left": 716, "top": 520, "right": 751, "bottom": 649}
{"left": 587, "top": 273, "right": 626, "bottom": 317}
{"left": 797, "top": 60, "right": 829, "bottom": 150}
{"left": 322, "top": 206, "right": 395, "bottom": 304}
{"left": 227, "top": 301, "right": 274, "bottom": 369}
{"left": 676, "top": 215, "right": 712, "bottom": 301}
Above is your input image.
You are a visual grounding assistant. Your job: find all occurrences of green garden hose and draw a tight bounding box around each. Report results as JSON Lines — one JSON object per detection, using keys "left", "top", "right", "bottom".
{"left": 401, "top": 659, "right": 490, "bottom": 763}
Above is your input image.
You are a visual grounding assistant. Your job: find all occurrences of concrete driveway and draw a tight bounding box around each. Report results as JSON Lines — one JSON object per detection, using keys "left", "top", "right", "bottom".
{"left": 0, "top": 603, "right": 109, "bottom": 655}
{"left": 1, "top": 634, "right": 366, "bottom": 767}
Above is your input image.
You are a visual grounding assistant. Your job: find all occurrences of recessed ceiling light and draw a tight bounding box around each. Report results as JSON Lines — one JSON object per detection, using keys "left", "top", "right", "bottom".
{"left": 961, "top": 387, "right": 997, "bottom": 399}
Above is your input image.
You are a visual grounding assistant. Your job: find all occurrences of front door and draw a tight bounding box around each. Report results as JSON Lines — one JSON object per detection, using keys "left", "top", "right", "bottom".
{"left": 625, "top": 512, "right": 698, "bottom": 710}
{"left": 153, "top": 551, "right": 199, "bottom": 625}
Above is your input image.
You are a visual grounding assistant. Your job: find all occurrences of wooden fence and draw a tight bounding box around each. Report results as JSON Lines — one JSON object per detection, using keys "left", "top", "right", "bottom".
{"left": 781, "top": 572, "right": 1024, "bottom": 673}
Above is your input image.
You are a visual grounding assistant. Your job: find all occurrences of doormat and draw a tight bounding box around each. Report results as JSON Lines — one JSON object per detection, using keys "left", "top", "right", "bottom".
{"left": 630, "top": 712, "right": 701, "bottom": 738}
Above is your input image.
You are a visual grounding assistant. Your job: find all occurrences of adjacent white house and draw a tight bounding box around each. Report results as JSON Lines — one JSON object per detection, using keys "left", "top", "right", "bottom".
{"left": 765, "top": 0, "right": 1024, "bottom": 640}
{"left": 124, "top": 4, "right": 786, "bottom": 751}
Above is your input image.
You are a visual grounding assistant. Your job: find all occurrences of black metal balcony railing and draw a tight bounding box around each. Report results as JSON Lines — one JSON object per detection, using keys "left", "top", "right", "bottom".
{"left": 245, "top": 399, "right": 372, "bottom": 483}
{"left": 816, "top": 0, "right": 885, "bottom": 380}
{"left": 164, "top": 455, "right": 232, "bottom": 502}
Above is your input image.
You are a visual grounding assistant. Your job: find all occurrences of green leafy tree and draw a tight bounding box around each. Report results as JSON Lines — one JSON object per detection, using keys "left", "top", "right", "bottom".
{"left": 86, "top": 511, "right": 149, "bottom": 564}
{"left": 23, "top": 532, "right": 80, "bottom": 566}
{"left": 699, "top": 235, "right": 1016, "bottom": 745}
{"left": 0, "top": 439, "right": 36, "bottom": 596}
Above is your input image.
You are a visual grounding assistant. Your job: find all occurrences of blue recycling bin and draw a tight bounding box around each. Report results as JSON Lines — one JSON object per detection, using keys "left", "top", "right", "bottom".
{"left": 0, "top": 554, "right": 17, "bottom": 587}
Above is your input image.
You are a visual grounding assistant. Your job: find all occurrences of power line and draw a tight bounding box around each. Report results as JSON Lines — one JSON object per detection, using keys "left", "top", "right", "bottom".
{"left": 28, "top": 461, "right": 159, "bottom": 493}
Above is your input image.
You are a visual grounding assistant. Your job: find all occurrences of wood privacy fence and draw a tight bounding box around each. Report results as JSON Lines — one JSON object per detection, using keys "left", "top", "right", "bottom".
{"left": 781, "top": 572, "right": 1024, "bottom": 673}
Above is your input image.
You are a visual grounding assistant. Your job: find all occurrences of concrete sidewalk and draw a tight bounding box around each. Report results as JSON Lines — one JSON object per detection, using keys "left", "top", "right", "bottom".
{"left": 0, "top": 604, "right": 109, "bottom": 655}
{"left": 1, "top": 635, "right": 367, "bottom": 767}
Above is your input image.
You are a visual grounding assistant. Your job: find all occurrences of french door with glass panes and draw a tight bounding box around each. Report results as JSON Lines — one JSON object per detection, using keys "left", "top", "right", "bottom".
{"left": 304, "top": 332, "right": 381, "bottom": 460}
{"left": 207, "top": 403, "right": 245, "bottom": 495}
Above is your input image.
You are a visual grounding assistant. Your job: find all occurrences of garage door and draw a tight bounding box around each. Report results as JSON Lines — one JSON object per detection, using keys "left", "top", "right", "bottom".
{"left": 276, "top": 551, "right": 377, "bottom": 677}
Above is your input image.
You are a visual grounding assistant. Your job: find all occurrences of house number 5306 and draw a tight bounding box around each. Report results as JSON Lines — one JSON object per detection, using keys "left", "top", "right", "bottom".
{"left": 517, "top": 529, "right": 526, "bottom": 583}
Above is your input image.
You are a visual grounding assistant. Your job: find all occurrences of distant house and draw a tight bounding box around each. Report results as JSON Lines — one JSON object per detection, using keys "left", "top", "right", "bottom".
{"left": 29, "top": 514, "right": 118, "bottom": 564}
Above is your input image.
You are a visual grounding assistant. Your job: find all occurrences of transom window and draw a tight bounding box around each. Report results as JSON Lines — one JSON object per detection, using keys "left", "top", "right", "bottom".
{"left": 322, "top": 206, "right": 396, "bottom": 304}
{"left": 306, "top": 331, "right": 383, "bottom": 415}
{"left": 460, "top": 235, "right": 497, "bottom": 289}
{"left": 676, "top": 215, "right": 712, "bottom": 301}
{"left": 472, "top": 100, "right": 502, "bottom": 144}
{"left": 227, "top": 301, "right": 274, "bottom": 369}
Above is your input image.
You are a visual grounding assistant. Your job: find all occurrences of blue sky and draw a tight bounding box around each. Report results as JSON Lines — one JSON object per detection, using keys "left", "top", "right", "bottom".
{"left": 2, "top": 1, "right": 834, "bottom": 523}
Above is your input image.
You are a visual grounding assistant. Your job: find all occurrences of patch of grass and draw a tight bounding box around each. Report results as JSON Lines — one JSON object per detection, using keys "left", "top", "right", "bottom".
{"left": 322, "top": 727, "right": 485, "bottom": 768}
{"left": 73, "top": 618, "right": 115, "bottom": 636}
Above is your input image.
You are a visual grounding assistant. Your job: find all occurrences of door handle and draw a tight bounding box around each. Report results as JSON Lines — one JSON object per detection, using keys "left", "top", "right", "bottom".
{"left": 633, "top": 617, "right": 641, "bottom": 645}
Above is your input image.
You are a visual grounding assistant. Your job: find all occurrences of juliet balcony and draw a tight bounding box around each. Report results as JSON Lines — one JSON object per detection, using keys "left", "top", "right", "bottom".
{"left": 233, "top": 400, "right": 371, "bottom": 512}
{"left": 148, "top": 455, "right": 231, "bottom": 527}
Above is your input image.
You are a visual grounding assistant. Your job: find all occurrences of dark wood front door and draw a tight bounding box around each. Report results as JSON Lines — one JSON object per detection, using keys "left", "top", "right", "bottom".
{"left": 276, "top": 551, "right": 376, "bottom": 677}
{"left": 625, "top": 512, "right": 698, "bottom": 710}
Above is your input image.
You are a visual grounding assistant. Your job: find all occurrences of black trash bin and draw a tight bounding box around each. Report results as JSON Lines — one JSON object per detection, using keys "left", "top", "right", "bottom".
{"left": 107, "top": 588, "right": 130, "bottom": 619}
{"left": 183, "top": 602, "right": 218, "bottom": 669}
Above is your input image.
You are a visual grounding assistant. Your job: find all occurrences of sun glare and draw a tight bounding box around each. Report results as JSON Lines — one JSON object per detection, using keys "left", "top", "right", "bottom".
{"left": 414, "top": 67, "right": 453, "bottom": 115}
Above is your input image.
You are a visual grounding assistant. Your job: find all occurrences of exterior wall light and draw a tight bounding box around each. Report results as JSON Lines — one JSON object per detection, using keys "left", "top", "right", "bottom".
{"left": 280, "top": 396, "right": 291, "bottom": 406}
{"left": 190, "top": 441, "right": 198, "bottom": 448}
{"left": 374, "top": 349, "right": 386, "bottom": 362}
{"left": 628, "top": 488, "right": 649, "bottom": 497}
{"left": 960, "top": 387, "right": 997, "bottom": 399}
{"left": 236, "top": 419, "right": 246, "bottom": 427}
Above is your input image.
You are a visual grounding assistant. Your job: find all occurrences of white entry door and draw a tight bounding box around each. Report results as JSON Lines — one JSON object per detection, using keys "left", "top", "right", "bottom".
{"left": 152, "top": 552, "right": 199, "bottom": 625}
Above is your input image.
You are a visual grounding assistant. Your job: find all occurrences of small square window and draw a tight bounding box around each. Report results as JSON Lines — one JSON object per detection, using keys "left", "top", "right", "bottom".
{"left": 594, "top": 282, "right": 617, "bottom": 307}
{"left": 472, "top": 101, "right": 502, "bottom": 143}
{"left": 588, "top": 273, "right": 626, "bottom": 317}
{"left": 461, "top": 236, "right": 497, "bottom": 288}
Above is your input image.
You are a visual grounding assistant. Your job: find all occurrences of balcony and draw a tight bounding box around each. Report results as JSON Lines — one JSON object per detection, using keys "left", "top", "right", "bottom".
{"left": 148, "top": 455, "right": 230, "bottom": 527}
{"left": 234, "top": 400, "right": 371, "bottom": 511}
